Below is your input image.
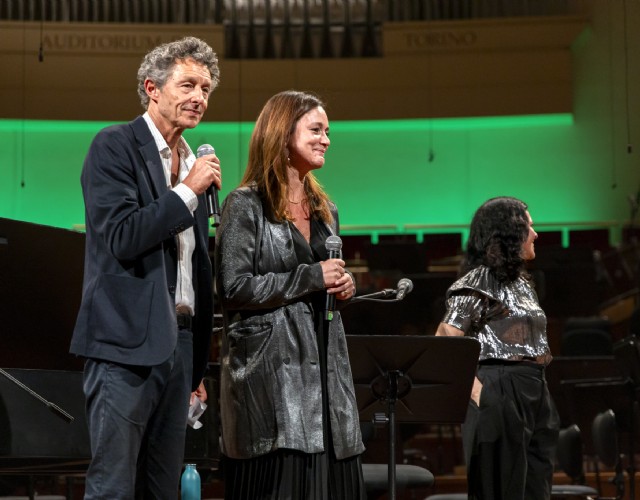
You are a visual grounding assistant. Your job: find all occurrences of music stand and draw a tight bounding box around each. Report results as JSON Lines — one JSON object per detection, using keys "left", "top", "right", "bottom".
{"left": 347, "top": 335, "right": 480, "bottom": 499}
{"left": 611, "top": 335, "right": 640, "bottom": 500}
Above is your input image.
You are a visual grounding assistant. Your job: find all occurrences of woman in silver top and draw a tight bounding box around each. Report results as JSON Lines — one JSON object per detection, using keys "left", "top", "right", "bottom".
{"left": 436, "top": 196, "right": 559, "bottom": 500}
{"left": 215, "top": 90, "right": 366, "bottom": 499}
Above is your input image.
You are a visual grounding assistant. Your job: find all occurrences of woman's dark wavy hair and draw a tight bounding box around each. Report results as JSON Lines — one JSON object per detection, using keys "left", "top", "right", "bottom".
{"left": 461, "top": 196, "right": 530, "bottom": 283}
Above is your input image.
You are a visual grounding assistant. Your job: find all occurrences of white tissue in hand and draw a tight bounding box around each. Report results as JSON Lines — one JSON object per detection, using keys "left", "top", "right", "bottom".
{"left": 187, "top": 396, "right": 207, "bottom": 429}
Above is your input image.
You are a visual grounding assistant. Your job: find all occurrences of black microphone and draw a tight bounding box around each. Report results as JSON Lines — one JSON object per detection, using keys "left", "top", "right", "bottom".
{"left": 324, "top": 235, "right": 343, "bottom": 321}
{"left": 396, "top": 278, "right": 413, "bottom": 300}
{"left": 196, "top": 144, "right": 220, "bottom": 227}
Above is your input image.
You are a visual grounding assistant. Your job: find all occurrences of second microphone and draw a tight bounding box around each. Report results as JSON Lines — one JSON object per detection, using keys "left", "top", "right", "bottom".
{"left": 324, "top": 235, "right": 343, "bottom": 321}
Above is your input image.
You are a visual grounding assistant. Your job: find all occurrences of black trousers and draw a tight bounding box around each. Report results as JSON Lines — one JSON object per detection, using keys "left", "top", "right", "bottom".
{"left": 83, "top": 328, "right": 193, "bottom": 500}
{"left": 462, "top": 362, "right": 560, "bottom": 500}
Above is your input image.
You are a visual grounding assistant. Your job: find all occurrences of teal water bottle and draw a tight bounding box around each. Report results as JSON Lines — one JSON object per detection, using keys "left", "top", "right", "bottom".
{"left": 181, "top": 463, "right": 201, "bottom": 500}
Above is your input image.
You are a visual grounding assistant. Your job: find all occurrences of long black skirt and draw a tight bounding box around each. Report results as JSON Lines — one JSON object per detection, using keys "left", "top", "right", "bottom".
{"left": 222, "top": 448, "right": 366, "bottom": 500}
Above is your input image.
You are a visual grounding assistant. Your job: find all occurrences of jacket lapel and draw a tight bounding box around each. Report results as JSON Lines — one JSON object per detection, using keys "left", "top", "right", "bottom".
{"left": 194, "top": 194, "right": 210, "bottom": 246}
{"left": 131, "top": 116, "right": 167, "bottom": 199}
{"left": 269, "top": 221, "right": 299, "bottom": 270}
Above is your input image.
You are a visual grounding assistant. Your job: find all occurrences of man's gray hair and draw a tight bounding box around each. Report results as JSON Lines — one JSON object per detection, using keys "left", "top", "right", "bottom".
{"left": 137, "top": 36, "right": 220, "bottom": 109}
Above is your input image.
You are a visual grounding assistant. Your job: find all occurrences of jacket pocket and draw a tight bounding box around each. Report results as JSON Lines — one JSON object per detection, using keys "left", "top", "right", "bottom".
{"left": 226, "top": 317, "right": 276, "bottom": 373}
{"left": 89, "top": 274, "right": 153, "bottom": 349}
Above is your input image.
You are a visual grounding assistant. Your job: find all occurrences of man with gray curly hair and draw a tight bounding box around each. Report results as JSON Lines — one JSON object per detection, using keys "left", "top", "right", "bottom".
{"left": 70, "top": 36, "right": 222, "bottom": 499}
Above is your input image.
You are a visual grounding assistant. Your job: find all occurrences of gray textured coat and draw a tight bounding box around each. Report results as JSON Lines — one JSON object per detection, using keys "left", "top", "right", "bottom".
{"left": 215, "top": 186, "right": 364, "bottom": 460}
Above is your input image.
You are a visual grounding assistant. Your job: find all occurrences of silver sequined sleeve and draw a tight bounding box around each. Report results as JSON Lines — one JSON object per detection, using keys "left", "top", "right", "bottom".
{"left": 442, "top": 266, "right": 552, "bottom": 365}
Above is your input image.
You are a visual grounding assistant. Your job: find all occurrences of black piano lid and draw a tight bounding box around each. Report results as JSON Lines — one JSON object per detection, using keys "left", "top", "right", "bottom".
{"left": 0, "top": 217, "right": 85, "bottom": 371}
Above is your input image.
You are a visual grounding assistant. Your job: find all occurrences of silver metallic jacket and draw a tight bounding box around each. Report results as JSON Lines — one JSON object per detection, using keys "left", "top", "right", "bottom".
{"left": 443, "top": 265, "right": 552, "bottom": 365}
{"left": 215, "top": 186, "right": 365, "bottom": 460}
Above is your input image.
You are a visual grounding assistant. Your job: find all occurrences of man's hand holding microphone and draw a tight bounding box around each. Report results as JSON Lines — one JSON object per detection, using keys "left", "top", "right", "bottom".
{"left": 184, "top": 143, "right": 222, "bottom": 225}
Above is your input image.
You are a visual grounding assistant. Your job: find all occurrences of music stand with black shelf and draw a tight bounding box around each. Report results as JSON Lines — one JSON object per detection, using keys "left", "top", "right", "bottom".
{"left": 346, "top": 335, "right": 480, "bottom": 499}
{"left": 610, "top": 335, "right": 640, "bottom": 500}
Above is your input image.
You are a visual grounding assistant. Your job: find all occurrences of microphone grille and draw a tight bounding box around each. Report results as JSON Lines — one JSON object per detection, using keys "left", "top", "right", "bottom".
{"left": 398, "top": 278, "right": 413, "bottom": 293}
{"left": 197, "top": 144, "right": 215, "bottom": 158}
{"left": 325, "top": 235, "right": 342, "bottom": 252}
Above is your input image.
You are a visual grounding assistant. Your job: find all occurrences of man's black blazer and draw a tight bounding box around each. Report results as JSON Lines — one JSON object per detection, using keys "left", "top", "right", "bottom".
{"left": 70, "top": 116, "right": 213, "bottom": 390}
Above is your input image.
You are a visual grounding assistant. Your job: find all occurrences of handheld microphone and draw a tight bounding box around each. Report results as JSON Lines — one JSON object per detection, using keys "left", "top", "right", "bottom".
{"left": 396, "top": 278, "right": 413, "bottom": 300}
{"left": 196, "top": 144, "right": 220, "bottom": 227}
{"left": 324, "top": 235, "right": 343, "bottom": 321}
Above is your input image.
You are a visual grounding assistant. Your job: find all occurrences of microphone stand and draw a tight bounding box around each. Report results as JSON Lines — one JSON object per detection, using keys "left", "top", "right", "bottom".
{"left": 344, "top": 284, "right": 412, "bottom": 497}
{"left": 0, "top": 367, "right": 74, "bottom": 423}
{"left": 349, "top": 288, "right": 403, "bottom": 305}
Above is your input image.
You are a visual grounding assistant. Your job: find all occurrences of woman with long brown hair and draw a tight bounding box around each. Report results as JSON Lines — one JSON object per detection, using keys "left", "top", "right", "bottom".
{"left": 215, "top": 90, "right": 366, "bottom": 499}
